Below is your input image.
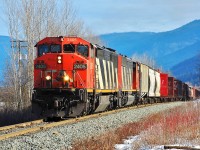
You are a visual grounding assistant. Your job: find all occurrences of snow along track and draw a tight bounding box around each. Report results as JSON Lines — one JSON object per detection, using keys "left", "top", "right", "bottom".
{"left": 0, "top": 101, "right": 185, "bottom": 149}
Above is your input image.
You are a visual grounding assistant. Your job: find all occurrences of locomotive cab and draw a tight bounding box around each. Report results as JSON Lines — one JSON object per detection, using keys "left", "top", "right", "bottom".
{"left": 32, "top": 36, "right": 95, "bottom": 118}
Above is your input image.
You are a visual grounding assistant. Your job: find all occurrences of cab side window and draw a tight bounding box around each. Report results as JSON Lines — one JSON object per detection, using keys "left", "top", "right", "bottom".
{"left": 77, "top": 45, "right": 88, "bottom": 57}
{"left": 38, "top": 45, "right": 49, "bottom": 57}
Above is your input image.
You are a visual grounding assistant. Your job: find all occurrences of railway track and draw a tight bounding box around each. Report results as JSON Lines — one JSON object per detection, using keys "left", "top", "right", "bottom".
{"left": 0, "top": 102, "right": 169, "bottom": 141}
{"left": 0, "top": 119, "right": 44, "bottom": 140}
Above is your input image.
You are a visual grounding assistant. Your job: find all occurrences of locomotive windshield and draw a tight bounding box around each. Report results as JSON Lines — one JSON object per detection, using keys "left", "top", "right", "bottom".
{"left": 38, "top": 44, "right": 61, "bottom": 57}
{"left": 63, "top": 44, "right": 88, "bottom": 57}
{"left": 50, "top": 44, "right": 61, "bottom": 53}
{"left": 64, "top": 44, "right": 75, "bottom": 53}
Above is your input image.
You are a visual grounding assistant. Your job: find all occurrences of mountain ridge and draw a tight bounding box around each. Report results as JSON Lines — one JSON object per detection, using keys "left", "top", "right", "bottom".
{"left": 100, "top": 20, "right": 200, "bottom": 85}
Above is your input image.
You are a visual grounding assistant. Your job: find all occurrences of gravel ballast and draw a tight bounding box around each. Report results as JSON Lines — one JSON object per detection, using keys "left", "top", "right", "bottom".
{"left": 0, "top": 102, "right": 184, "bottom": 149}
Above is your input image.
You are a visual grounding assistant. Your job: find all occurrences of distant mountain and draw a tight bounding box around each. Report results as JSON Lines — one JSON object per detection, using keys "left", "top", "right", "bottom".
{"left": 171, "top": 55, "right": 200, "bottom": 85}
{"left": 100, "top": 20, "right": 200, "bottom": 85}
{"left": 101, "top": 20, "right": 200, "bottom": 68}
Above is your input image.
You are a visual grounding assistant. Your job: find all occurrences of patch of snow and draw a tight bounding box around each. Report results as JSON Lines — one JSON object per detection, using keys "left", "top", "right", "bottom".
{"left": 114, "top": 144, "right": 132, "bottom": 150}
{"left": 115, "top": 135, "right": 200, "bottom": 150}
{"left": 148, "top": 145, "right": 164, "bottom": 150}
{"left": 114, "top": 135, "right": 140, "bottom": 150}
{"left": 123, "top": 135, "right": 140, "bottom": 144}
{"left": 194, "top": 145, "right": 200, "bottom": 148}
{"left": 194, "top": 98, "right": 200, "bottom": 103}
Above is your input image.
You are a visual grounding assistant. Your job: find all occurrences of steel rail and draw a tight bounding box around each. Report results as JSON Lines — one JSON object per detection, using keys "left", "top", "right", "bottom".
{"left": 0, "top": 119, "right": 43, "bottom": 132}
{"left": 164, "top": 145, "right": 200, "bottom": 150}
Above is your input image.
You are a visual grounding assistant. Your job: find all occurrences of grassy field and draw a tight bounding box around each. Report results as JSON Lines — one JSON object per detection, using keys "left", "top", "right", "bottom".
{"left": 72, "top": 101, "right": 200, "bottom": 150}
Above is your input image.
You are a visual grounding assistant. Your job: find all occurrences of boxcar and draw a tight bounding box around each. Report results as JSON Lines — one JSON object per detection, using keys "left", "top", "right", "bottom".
{"left": 155, "top": 70, "right": 160, "bottom": 97}
{"left": 140, "top": 64, "right": 149, "bottom": 99}
{"left": 132, "top": 62, "right": 140, "bottom": 92}
{"left": 196, "top": 89, "right": 200, "bottom": 98}
{"left": 132, "top": 62, "right": 140, "bottom": 103}
{"left": 168, "top": 77, "right": 175, "bottom": 100}
{"left": 189, "top": 86, "right": 194, "bottom": 100}
{"left": 148, "top": 68, "right": 156, "bottom": 97}
{"left": 174, "top": 79, "right": 183, "bottom": 100}
{"left": 193, "top": 88, "right": 197, "bottom": 99}
{"left": 160, "top": 73, "right": 168, "bottom": 101}
{"left": 182, "top": 83, "right": 189, "bottom": 101}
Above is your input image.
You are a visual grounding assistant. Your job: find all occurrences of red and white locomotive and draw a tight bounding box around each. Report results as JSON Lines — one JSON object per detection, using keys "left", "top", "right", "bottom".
{"left": 32, "top": 36, "right": 200, "bottom": 118}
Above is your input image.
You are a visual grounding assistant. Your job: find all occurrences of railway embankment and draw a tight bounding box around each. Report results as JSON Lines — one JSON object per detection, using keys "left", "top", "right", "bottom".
{"left": 0, "top": 101, "right": 185, "bottom": 149}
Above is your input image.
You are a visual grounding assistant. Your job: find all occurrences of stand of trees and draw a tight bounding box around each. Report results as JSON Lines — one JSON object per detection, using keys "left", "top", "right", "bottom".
{"left": 132, "top": 53, "right": 160, "bottom": 70}
{"left": 0, "top": 0, "right": 101, "bottom": 126}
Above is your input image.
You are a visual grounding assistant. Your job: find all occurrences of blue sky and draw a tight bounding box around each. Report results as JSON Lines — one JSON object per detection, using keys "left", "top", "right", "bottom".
{"left": 73, "top": 0, "right": 200, "bottom": 34}
{"left": 0, "top": 0, "right": 200, "bottom": 35}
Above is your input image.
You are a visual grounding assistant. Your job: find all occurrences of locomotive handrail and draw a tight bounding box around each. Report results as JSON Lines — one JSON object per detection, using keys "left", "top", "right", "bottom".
{"left": 75, "top": 71, "right": 86, "bottom": 88}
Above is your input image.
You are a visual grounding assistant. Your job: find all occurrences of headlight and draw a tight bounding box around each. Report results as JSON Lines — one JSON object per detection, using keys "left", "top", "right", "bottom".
{"left": 57, "top": 56, "right": 62, "bottom": 64}
{"left": 46, "top": 75, "right": 51, "bottom": 80}
{"left": 64, "top": 75, "right": 69, "bottom": 81}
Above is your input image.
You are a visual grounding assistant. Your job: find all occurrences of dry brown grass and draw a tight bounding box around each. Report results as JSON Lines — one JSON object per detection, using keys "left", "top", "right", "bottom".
{"left": 72, "top": 101, "right": 200, "bottom": 149}
{"left": 139, "top": 101, "right": 200, "bottom": 147}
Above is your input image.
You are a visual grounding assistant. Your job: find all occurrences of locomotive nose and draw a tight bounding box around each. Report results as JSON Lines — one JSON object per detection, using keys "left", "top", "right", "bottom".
{"left": 56, "top": 70, "right": 71, "bottom": 82}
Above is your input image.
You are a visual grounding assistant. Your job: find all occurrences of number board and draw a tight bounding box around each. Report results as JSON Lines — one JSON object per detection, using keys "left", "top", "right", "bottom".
{"left": 35, "top": 64, "right": 47, "bottom": 69}
{"left": 74, "top": 64, "right": 87, "bottom": 70}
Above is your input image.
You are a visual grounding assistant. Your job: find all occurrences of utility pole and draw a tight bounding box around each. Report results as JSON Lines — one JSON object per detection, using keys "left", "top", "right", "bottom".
{"left": 11, "top": 40, "right": 27, "bottom": 110}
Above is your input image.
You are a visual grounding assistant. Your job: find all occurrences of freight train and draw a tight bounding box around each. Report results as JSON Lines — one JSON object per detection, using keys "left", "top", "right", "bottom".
{"left": 32, "top": 36, "right": 200, "bottom": 118}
